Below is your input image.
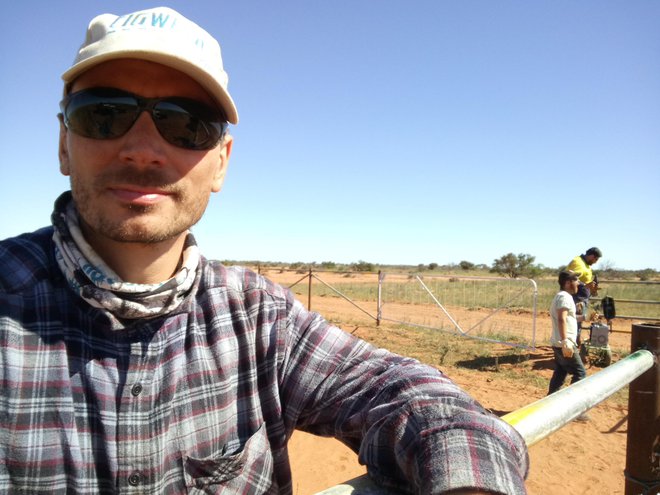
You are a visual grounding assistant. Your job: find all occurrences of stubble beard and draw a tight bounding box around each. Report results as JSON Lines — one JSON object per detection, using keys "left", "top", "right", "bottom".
{"left": 70, "top": 167, "right": 209, "bottom": 245}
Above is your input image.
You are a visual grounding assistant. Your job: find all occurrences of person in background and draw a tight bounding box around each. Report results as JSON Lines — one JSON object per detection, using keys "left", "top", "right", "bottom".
{"left": 567, "top": 247, "right": 602, "bottom": 337}
{"left": 548, "top": 270, "right": 589, "bottom": 421}
{"left": 0, "top": 6, "right": 528, "bottom": 494}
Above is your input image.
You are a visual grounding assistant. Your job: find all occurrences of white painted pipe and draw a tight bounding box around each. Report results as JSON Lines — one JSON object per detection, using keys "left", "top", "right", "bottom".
{"left": 502, "top": 349, "right": 654, "bottom": 447}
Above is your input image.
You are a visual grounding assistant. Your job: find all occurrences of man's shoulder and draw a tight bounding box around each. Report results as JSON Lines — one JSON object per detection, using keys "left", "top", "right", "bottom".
{"left": 200, "top": 260, "right": 290, "bottom": 302}
{"left": 567, "top": 255, "right": 583, "bottom": 267}
{"left": 568, "top": 254, "right": 590, "bottom": 270}
{"left": 553, "top": 290, "right": 574, "bottom": 307}
{"left": 0, "top": 227, "right": 56, "bottom": 293}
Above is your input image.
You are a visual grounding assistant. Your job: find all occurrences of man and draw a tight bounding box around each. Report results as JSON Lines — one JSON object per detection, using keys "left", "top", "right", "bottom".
{"left": 566, "top": 247, "right": 602, "bottom": 324}
{"left": 548, "top": 271, "right": 588, "bottom": 399}
{"left": 0, "top": 7, "right": 528, "bottom": 494}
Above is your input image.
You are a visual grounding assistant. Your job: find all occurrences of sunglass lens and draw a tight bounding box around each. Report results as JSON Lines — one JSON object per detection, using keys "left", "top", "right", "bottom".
{"left": 65, "top": 91, "right": 138, "bottom": 139}
{"left": 153, "top": 101, "right": 224, "bottom": 150}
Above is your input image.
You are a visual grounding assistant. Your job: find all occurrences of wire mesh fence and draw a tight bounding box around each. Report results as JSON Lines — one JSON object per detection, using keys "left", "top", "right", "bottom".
{"left": 263, "top": 269, "right": 539, "bottom": 349}
{"left": 378, "top": 273, "right": 538, "bottom": 349}
{"left": 260, "top": 268, "right": 659, "bottom": 349}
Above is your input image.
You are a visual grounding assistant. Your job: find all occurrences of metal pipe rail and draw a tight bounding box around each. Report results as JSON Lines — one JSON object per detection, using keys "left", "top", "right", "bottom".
{"left": 313, "top": 349, "right": 655, "bottom": 495}
{"left": 615, "top": 315, "right": 660, "bottom": 322}
{"left": 502, "top": 349, "right": 653, "bottom": 447}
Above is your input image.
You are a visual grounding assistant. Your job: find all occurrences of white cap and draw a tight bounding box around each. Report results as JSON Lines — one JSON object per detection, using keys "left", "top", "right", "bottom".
{"left": 62, "top": 7, "right": 238, "bottom": 124}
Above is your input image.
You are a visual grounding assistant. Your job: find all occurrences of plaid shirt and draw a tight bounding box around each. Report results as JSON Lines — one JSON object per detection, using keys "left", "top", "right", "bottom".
{"left": 0, "top": 228, "right": 528, "bottom": 494}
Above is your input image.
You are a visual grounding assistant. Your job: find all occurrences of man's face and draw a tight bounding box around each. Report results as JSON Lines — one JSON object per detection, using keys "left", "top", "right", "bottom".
{"left": 564, "top": 278, "right": 579, "bottom": 295}
{"left": 58, "top": 59, "right": 232, "bottom": 248}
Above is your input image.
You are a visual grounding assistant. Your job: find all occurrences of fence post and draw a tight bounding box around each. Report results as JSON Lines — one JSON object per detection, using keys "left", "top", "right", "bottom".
{"left": 377, "top": 270, "right": 383, "bottom": 327}
{"left": 625, "top": 322, "right": 660, "bottom": 495}
{"left": 308, "top": 267, "right": 313, "bottom": 310}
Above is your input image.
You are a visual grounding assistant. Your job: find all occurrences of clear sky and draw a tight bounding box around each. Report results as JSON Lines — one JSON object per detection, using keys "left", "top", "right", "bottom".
{"left": 1, "top": 1, "right": 658, "bottom": 270}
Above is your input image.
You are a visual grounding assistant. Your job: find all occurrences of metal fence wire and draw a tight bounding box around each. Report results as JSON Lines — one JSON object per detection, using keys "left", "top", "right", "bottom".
{"left": 378, "top": 273, "right": 538, "bottom": 349}
{"left": 272, "top": 268, "right": 659, "bottom": 350}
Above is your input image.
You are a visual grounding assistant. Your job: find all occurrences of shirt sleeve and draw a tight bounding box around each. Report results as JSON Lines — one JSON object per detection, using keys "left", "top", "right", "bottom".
{"left": 278, "top": 296, "right": 529, "bottom": 494}
{"left": 555, "top": 292, "right": 575, "bottom": 315}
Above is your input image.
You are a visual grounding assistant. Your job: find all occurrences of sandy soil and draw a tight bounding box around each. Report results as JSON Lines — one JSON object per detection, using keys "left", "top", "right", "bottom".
{"left": 259, "top": 270, "right": 639, "bottom": 494}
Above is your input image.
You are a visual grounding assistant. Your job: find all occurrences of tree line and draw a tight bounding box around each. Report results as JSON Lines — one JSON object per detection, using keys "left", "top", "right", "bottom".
{"left": 223, "top": 255, "right": 658, "bottom": 281}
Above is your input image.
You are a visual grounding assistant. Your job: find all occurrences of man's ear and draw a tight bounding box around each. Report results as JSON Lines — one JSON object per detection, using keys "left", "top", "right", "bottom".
{"left": 58, "top": 115, "right": 71, "bottom": 176}
{"left": 212, "top": 135, "right": 233, "bottom": 193}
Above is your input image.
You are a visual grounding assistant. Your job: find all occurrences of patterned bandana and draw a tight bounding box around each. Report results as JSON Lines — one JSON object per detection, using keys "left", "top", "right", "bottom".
{"left": 51, "top": 192, "right": 199, "bottom": 320}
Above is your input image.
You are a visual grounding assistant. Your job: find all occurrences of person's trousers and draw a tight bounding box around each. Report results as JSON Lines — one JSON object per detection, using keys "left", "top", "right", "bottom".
{"left": 548, "top": 346, "right": 587, "bottom": 395}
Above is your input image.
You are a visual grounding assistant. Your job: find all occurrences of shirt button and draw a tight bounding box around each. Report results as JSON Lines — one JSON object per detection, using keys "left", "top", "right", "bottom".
{"left": 128, "top": 472, "right": 141, "bottom": 486}
{"left": 131, "top": 383, "right": 143, "bottom": 396}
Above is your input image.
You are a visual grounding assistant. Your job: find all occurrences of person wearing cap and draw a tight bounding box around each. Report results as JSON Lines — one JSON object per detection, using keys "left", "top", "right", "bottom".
{"left": 566, "top": 247, "right": 602, "bottom": 332}
{"left": 0, "top": 7, "right": 528, "bottom": 495}
{"left": 548, "top": 271, "right": 588, "bottom": 406}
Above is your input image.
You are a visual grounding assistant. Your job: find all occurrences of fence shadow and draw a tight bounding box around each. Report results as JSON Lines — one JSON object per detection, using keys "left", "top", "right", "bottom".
{"left": 526, "top": 348, "right": 556, "bottom": 371}
{"left": 455, "top": 352, "right": 532, "bottom": 371}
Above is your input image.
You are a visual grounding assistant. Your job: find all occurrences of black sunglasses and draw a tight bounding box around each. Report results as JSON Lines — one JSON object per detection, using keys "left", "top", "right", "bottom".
{"left": 59, "top": 87, "right": 228, "bottom": 151}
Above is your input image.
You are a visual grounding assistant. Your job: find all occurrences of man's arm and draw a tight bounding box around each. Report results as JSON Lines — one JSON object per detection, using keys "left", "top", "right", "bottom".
{"left": 557, "top": 307, "right": 569, "bottom": 341}
{"left": 558, "top": 305, "right": 585, "bottom": 332}
{"left": 280, "top": 298, "right": 529, "bottom": 494}
{"left": 557, "top": 305, "right": 583, "bottom": 358}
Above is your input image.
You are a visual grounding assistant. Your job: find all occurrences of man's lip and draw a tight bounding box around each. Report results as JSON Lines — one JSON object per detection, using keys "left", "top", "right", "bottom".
{"left": 108, "top": 187, "right": 172, "bottom": 204}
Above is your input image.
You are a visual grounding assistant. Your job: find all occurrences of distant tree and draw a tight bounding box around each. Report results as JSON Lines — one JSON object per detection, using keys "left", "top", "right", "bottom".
{"left": 428, "top": 263, "right": 439, "bottom": 271}
{"left": 320, "top": 261, "right": 337, "bottom": 270}
{"left": 417, "top": 264, "right": 426, "bottom": 272}
{"left": 636, "top": 268, "right": 657, "bottom": 281}
{"left": 537, "top": 264, "right": 556, "bottom": 276}
{"left": 352, "top": 260, "right": 375, "bottom": 272}
{"left": 526, "top": 264, "right": 544, "bottom": 279}
{"left": 490, "top": 253, "right": 539, "bottom": 278}
{"left": 597, "top": 259, "right": 617, "bottom": 274}
{"left": 459, "top": 260, "right": 475, "bottom": 271}
{"left": 596, "top": 259, "right": 628, "bottom": 279}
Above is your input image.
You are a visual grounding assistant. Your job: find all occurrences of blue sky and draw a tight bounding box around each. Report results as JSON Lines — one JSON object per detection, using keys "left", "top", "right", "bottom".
{"left": 1, "top": 1, "right": 658, "bottom": 270}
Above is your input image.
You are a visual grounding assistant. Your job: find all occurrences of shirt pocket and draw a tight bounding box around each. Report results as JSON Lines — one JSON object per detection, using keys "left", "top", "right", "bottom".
{"left": 183, "top": 423, "right": 275, "bottom": 494}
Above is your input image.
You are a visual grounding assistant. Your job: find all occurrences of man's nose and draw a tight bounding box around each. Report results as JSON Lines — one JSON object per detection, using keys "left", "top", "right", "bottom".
{"left": 117, "top": 111, "right": 168, "bottom": 165}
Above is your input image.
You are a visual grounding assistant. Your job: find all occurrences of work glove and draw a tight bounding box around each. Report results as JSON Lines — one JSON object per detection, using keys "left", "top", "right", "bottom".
{"left": 561, "top": 339, "right": 576, "bottom": 358}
